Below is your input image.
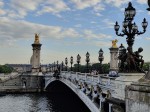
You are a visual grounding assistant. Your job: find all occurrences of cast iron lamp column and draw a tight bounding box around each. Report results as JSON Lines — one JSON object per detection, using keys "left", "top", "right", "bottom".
{"left": 65, "top": 57, "right": 68, "bottom": 71}
{"left": 61, "top": 61, "right": 64, "bottom": 71}
{"left": 70, "top": 56, "right": 73, "bottom": 71}
{"left": 114, "top": 2, "right": 148, "bottom": 51}
{"left": 56, "top": 61, "right": 58, "bottom": 68}
{"left": 98, "top": 48, "right": 104, "bottom": 74}
{"left": 77, "top": 54, "right": 81, "bottom": 72}
{"left": 54, "top": 62, "right": 56, "bottom": 71}
{"left": 86, "top": 52, "right": 90, "bottom": 73}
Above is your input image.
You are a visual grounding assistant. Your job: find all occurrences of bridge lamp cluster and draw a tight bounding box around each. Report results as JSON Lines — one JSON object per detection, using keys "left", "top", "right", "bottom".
{"left": 114, "top": 2, "right": 148, "bottom": 49}
{"left": 65, "top": 57, "right": 68, "bottom": 71}
{"left": 98, "top": 48, "right": 104, "bottom": 64}
{"left": 86, "top": 52, "right": 90, "bottom": 73}
{"left": 61, "top": 61, "right": 64, "bottom": 71}
{"left": 77, "top": 54, "right": 81, "bottom": 72}
{"left": 98, "top": 48, "right": 104, "bottom": 74}
{"left": 70, "top": 56, "right": 73, "bottom": 71}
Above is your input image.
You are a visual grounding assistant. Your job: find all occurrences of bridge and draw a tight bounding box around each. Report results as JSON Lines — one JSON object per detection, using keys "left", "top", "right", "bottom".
{"left": 44, "top": 72, "right": 118, "bottom": 112}
{"left": 43, "top": 71, "right": 143, "bottom": 112}
{"left": 0, "top": 68, "right": 149, "bottom": 112}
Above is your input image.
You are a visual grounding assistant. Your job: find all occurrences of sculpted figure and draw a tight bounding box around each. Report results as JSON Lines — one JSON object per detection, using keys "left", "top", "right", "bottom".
{"left": 126, "top": 47, "right": 136, "bottom": 72}
{"left": 112, "top": 39, "right": 118, "bottom": 48}
{"left": 35, "top": 33, "right": 39, "bottom": 43}
{"left": 118, "top": 48, "right": 127, "bottom": 72}
{"left": 134, "top": 47, "right": 144, "bottom": 69}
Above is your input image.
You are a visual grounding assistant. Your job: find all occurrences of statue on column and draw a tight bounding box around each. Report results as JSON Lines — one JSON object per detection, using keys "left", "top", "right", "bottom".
{"left": 112, "top": 39, "right": 118, "bottom": 48}
{"left": 34, "top": 33, "right": 40, "bottom": 44}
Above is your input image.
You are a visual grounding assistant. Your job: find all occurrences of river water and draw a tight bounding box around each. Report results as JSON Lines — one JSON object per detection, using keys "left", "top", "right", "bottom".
{"left": 0, "top": 80, "right": 91, "bottom": 112}
{"left": 0, "top": 93, "right": 91, "bottom": 112}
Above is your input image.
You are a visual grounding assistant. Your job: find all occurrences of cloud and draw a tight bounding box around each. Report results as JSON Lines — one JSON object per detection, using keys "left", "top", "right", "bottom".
{"left": 93, "top": 3, "right": 105, "bottom": 12}
{"left": 70, "top": 0, "right": 104, "bottom": 16}
{"left": 95, "top": 12, "right": 102, "bottom": 16}
{"left": 83, "top": 29, "right": 112, "bottom": 40}
{"left": 37, "top": 0, "right": 70, "bottom": 16}
{"left": 91, "top": 41, "right": 111, "bottom": 47}
{"left": 70, "top": 0, "right": 101, "bottom": 10}
{"left": 0, "top": 17, "right": 81, "bottom": 45}
{"left": 1, "top": 0, "right": 70, "bottom": 18}
{"left": 74, "top": 24, "right": 82, "bottom": 28}
{"left": 102, "top": 19, "right": 114, "bottom": 29}
{"left": 0, "top": 0, "right": 6, "bottom": 15}
{"left": 105, "top": 0, "right": 131, "bottom": 7}
{"left": 9, "top": 0, "right": 43, "bottom": 18}
{"left": 91, "top": 21, "right": 97, "bottom": 24}
{"left": 136, "top": 0, "right": 147, "bottom": 4}
{"left": 0, "top": 17, "right": 113, "bottom": 48}
{"left": 145, "top": 37, "right": 150, "bottom": 40}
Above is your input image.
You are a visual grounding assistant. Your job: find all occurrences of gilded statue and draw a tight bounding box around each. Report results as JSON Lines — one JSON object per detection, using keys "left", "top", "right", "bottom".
{"left": 112, "top": 39, "right": 118, "bottom": 48}
{"left": 34, "top": 33, "right": 40, "bottom": 44}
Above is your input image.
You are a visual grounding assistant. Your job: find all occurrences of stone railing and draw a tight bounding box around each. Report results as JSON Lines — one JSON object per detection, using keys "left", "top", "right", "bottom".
{"left": 0, "top": 72, "right": 20, "bottom": 83}
{"left": 60, "top": 71, "right": 117, "bottom": 112}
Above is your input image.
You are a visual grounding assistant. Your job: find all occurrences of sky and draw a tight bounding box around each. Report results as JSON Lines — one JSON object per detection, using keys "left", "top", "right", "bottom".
{"left": 0, "top": 0, "right": 150, "bottom": 65}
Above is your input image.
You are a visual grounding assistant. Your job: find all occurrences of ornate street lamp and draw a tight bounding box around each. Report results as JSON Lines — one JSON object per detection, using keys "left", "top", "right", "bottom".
{"left": 118, "top": 44, "right": 126, "bottom": 71}
{"left": 53, "top": 62, "right": 56, "bottom": 71}
{"left": 70, "top": 56, "right": 73, "bottom": 71}
{"left": 86, "top": 52, "right": 90, "bottom": 73}
{"left": 115, "top": 3, "right": 148, "bottom": 50}
{"left": 65, "top": 57, "right": 68, "bottom": 71}
{"left": 114, "top": 2, "right": 148, "bottom": 72}
{"left": 77, "top": 54, "right": 81, "bottom": 72}
{"left": 49, "top": 64, "right": 51, "bottom": 72}
{"left": 57, "top": 61, "right": 58, "bottom": 68}
{"left": 61, "top": 61, "right": 64, "bottom": 71}
{"left": 98, "top": 48, "right": 104, "bottom": 74}
{"left": 119, "top": 44, "right": 126, "bottom": 56}
{"left": 147, "top": 0, "right": 150, "bottom": 11}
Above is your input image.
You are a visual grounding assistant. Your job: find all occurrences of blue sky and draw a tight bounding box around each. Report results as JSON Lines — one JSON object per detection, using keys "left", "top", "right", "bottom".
{"left": 0, "top": 0, "right": 149, "bottom": 65}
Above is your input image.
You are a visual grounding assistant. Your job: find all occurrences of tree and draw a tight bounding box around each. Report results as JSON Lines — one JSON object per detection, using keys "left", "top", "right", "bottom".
{"left": 143, "top": 62, "right": 150, "bottom": 71}
{"left": 91, "top": 63, "right": 109, "bottom": 74}
{"left": 0, "top": 65, "right": 13, "bottom": 73}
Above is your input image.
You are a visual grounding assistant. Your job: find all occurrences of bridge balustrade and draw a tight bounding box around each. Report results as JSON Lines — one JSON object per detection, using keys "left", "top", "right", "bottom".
{"left": 46, "top": 71, "right": 124, "bottom": 112}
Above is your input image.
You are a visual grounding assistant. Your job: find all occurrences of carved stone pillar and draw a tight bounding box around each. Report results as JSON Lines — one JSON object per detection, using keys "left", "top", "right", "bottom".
{"left": 109, "top": 47, "right": 119, "bottom": 71}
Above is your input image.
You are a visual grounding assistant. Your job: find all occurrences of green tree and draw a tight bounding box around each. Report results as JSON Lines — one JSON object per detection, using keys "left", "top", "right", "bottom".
{"left": 0, "top": 65, "right": 13, "bottom": 73}
{"left": 91, "top": 63, "right": 109, "bottom": 73}
{"left": 143, "top": 62, "right": 150, "bottom": 71}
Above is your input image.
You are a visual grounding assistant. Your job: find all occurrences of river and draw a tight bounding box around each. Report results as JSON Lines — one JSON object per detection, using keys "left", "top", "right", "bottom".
{"left": 0, "top": 93, "right": 90, "bottom": 112}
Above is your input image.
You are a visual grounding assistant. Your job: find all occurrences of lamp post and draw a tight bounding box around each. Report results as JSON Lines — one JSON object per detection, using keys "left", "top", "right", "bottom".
{"left": 98, "top": 48, "right": 104, "bottom": 74}
{"left": 114, "top": 2, "right": 148, "bottom": 50}
{"left": 77, "top": 54, "right": 81, "bottom": 72}
{"left": 57, "top": 61, "right": 58, "bottom": 68}
{"left": 70, "top": 56, "right": 73, "bottom": 71}
{"left": 118, "top": 44, "right": 126, "bottom": 71}
{"left": 114, "top": 2, "right": 148, "bottom": 72}
{"left": 86, "top": 52, "right": 90, "bottom": 73}
{"left": 65, "top": 57, "right": 68, "bottom": 71}
{"left": 49, "top": 64, "right": 51, "bottom": 72}
{"left": 119, "top": 44, "right": 126, "bottom": 56}
{"left": 61, "top": 61, "right": 64, "bottom": 71}
{"left": 54, "top": 62, "right": 56, "bottom": 71}
{"left": 52, "top": 64, "right": 54, "bottom": 72}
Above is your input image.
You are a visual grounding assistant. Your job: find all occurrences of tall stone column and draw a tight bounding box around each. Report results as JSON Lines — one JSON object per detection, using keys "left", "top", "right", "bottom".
{"left": 109, "top": 47, "right": 119, "bottom": 71}
{"left": 30, "top": 34, "right": 42, "bottom": 72}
